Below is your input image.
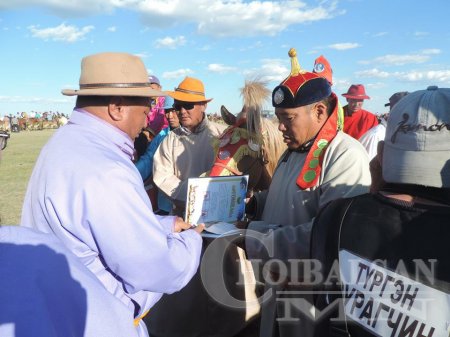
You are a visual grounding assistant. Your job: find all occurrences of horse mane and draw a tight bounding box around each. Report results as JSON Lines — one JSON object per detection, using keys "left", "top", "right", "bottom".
{"left": 260, "top": 118, "right": 286, "bottom": 177}
{"left": 240, "top": 79, "right": 285, "bottom": 177}
{"left": 239, "top": 78, "right": 270, "bottom": 144}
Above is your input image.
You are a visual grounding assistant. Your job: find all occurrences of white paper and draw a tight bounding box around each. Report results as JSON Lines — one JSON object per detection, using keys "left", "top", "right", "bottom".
{"left": 185, "top": 175, "right": 249, "bottom": 226}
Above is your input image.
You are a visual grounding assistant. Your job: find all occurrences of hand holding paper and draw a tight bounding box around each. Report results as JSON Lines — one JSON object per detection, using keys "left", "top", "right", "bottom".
{"left": 174, "top": 217, "right": 205, "bottom": 234}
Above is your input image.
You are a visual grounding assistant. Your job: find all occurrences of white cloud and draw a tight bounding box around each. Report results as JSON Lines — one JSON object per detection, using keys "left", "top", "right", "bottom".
{"left": 162, "top": 68, "right": 194, "bottom": 80}
{"left": 421, "top": 49, "right": 441, "bottom": 55}
{"left": 155, "top": 36, "right": 186, "bottom": 49}
{"left": 107, "top": 26, "right": 116, "bottom": 32}
{"left": 244, "top": 58, "right": 289, "bottom": 83}
{"left": 28, "top": 23, "right": 94, "bottom": 42}
{"left": 199, "top": 45, "right": 211, "bottom": 51}
{"left": 0, "top": 1, "right": 116, "bottom": 16}
{"left": 328, "top": 42, "right": 360, "bottom": 50}
{"left": 395, "top": 70, "right": 450, "bottom": 82}
{"left": 414, "top": 31, "right": 428, "bottom": 37}
{"left": 240, "top": 41, "right": 263, "bottom": 52}
{"left": 366, "top": 82, "right": 386, "bottom": 90}
{"left": 207, "top": 63, "right": 237, "bottom": 74}
{"left": 360, "top": 49, "right": 442, "bottom": 66}
{"left": 355, "top": 68, "right": 450, "bottom": 83}
{"left": 355, "top": 68, "right": 390, "bottom": 78}
{"left": 373, "top": 32, "right": 388, "bottom": 37}
{"left": 134, "top": 0, "right": 344, "bottom": 37}
{"left": 0, "top": 95, "right": 70, "bottom": 104}
{"left": 134, "top": 52, "right": 149, "bottom": 58}
{"left": 2, "top": 1, "right": 343, "bottom": 38}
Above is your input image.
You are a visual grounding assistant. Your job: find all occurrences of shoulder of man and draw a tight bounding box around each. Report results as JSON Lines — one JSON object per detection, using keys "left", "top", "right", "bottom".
{"left": 361, "top": 108, "right": 379, "bottom": 118}
{"left": 327, "top": 131, "right": 369, "bottom": 157}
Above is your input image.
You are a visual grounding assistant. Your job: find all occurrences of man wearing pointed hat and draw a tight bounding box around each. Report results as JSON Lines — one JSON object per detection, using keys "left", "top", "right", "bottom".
{"left": 152, "top": 76, "right": 226, "bottom": 217}
{"left": 243, "top": 48, "right": 371, "bottom": 337}
{"left": 342, "top": 84, "right": 379, "bottom": 139}
{"left": 21, "top": 52, "right": 204, "bottom": 337}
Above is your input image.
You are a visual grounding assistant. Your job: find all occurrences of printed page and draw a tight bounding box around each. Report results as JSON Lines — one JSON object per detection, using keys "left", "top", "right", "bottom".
{"left": 185, "top": 175, "right": 249, "bottom": 226}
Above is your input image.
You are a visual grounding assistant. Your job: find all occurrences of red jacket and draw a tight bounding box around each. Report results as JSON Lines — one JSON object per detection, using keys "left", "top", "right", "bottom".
{"left": 343, "top": 106, "right": 379, "bottom": 139}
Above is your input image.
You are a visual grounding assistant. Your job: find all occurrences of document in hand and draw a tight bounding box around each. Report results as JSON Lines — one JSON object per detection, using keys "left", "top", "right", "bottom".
{"left": 185, "top": 175, "right": 249, "bottom": 230}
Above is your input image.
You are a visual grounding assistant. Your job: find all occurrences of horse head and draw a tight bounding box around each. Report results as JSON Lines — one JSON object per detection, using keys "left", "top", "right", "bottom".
{"left": 208, "top": 79, "right": 286, "bottom": 193}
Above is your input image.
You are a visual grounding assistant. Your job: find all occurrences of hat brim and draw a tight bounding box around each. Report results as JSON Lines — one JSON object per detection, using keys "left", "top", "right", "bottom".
{"left": 382, "top": 142, "right": 450, "bottom": 188}
{"left": 166, "top": 90, "right": 212, "bottom": 103}
{"left": 342, "top": 94, "right": 370, "bottom": 100}
{"left": 62, "top": 87, "right": 165, "bottom": 97}
{"left": 384, "top": 102, "right": 390, "bottom": 107}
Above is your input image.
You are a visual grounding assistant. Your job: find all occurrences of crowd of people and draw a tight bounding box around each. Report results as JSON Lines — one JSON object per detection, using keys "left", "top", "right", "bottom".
{"left": 0, "top": 111, "right": 69, "bottom": 132}
{"left": 0, "top": 50, "right": 448, "bottom": 337}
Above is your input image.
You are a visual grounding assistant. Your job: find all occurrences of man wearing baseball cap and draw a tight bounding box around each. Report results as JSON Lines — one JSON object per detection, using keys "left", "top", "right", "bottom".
{"left": 243, "top": 49, "right": 371, "bottom": 337}
{"left": 385, "top": 90, "right": 409, "bottom": 111}
{"left": 359, "top": 91, "right": 409, "bottom": 160}
{"left": 311, "top": 86, "right": 450, "bottom": 336}
{"left": 342, "top": 84, "right": 379, "bottom": 139}
{"left": 21, "top": 52, "right": 204, "bottom": 336}
{"left": 152, "top": 76, "right": 226, "bottom": 217}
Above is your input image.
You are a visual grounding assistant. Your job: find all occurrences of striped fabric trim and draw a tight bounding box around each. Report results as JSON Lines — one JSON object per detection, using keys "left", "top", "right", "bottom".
{"left": 175, "top": 87, "right": 205, "bottom": 96}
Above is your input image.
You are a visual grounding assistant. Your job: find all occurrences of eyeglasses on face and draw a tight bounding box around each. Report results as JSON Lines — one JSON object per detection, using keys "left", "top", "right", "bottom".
{"left": 173, "top": 102, "right": 195, "bottom": 111}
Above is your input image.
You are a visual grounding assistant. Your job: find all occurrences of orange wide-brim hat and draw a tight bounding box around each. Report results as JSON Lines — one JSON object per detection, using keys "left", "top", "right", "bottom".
{"left": 166, "top": 77, "right": 213, "bottom": 103}
{"left": 62, "top": 52, "right": 164, "bottom": 98}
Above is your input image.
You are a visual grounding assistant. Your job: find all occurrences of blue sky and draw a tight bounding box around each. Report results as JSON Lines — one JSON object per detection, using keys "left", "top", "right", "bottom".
{"left": 1, "top": 0, "right": 450, "bottom": 117}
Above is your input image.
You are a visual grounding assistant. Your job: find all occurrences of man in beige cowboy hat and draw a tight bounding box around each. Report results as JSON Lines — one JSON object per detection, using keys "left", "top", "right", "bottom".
{"left": 152, "top": 76, "right": 226, "bottom": 217}
{"left": 21, "top": 52, "right": 204, "bottom": 337}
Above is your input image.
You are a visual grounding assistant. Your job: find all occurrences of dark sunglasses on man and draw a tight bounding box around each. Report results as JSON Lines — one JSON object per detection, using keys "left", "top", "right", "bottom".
{"left": 173, "top": 102, "right": 195, "bottom": 111}
{"left": 0, "top": 131, "right": 10, "bottom": 151}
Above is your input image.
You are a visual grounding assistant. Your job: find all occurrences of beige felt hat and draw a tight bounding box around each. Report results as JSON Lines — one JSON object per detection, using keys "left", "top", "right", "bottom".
{"left": 62, "top": 52, "right": 164, "bottom": 97}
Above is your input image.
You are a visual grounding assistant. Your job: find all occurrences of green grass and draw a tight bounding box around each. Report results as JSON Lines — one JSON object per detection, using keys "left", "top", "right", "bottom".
{"left": 0, "top": 129, "right": 56, "bottom": 225}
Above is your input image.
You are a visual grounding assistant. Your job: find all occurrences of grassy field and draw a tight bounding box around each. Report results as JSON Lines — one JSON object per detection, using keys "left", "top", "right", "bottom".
{"left": 0, "top": 129, "right": 56, "bottom": 224}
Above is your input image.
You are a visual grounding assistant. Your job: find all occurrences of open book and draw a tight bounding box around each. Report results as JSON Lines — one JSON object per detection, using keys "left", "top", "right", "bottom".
{"left": 185, "top": 175, "right": 248, "bottom": 236}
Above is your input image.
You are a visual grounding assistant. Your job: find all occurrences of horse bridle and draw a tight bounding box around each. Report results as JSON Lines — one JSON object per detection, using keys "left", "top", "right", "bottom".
{"left": 211, "top": 149, "right": 269, "bottom": 176}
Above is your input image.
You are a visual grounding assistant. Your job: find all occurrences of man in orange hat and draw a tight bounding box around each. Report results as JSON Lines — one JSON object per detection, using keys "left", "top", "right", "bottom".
{"left": 243, "top": 49, "right": 371, "bottom": 337}
{"left": 152, "top": 76, "right": 226, "bottom": 217}
{"left": 342, "top": 84, "right": 379, "bottom": 139}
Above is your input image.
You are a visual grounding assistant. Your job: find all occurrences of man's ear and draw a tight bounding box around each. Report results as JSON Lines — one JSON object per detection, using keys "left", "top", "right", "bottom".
{"left": 314, "top": 102, "right": 328, "bottom": 123}
{"left": 108, "top": 96, "right": 126, "bottom": 121}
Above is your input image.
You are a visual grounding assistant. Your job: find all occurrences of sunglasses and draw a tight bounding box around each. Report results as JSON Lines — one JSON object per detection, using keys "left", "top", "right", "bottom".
{"left": 174, "top": 102, "right": 195, "bottom": 111}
